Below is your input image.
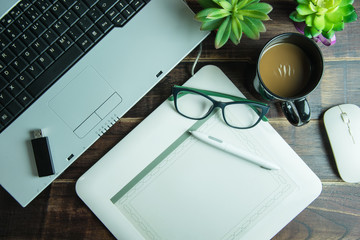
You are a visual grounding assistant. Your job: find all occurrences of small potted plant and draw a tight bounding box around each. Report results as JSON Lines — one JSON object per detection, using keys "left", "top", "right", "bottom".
{"left": 289, "top": 0, "right": 358, "bottom": 45}
{"left": 195, "top": 0, "right": 273, "bottom": 49}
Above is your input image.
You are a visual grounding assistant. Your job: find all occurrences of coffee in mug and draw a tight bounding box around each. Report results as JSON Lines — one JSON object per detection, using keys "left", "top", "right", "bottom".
{"left": 253, "top": 33, "right": 324, "bottom": 126}
{"left": 259, "top": 43, "right": 311, "bottom": 98}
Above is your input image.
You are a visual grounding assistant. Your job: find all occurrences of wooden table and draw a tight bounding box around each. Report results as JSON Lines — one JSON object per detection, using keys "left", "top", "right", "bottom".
{"left": 1, "top": 1, "right": 360, "bottom": 239}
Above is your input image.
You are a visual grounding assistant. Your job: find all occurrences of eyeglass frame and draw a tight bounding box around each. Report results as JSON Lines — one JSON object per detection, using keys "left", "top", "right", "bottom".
{"left": 168, "top": 85, "right": 270, "bottom": 129}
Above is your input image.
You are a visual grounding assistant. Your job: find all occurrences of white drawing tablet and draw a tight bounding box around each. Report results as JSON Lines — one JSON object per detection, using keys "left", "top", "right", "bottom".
{"left": 76, "top": 65, "right": 322, "bottom": 239}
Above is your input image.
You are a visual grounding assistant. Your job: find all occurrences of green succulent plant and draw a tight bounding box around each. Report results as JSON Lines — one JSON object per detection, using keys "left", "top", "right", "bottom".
{"left": 289, "top": 0, "right": 358, "bottom": 40}
{"left": 195, "top": 0, "right": 273, "bottom": 49}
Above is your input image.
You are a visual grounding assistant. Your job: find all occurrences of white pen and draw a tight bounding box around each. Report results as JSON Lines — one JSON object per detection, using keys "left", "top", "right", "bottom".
{"left": 189, "top": 131, "right": 280, "bottom": 170}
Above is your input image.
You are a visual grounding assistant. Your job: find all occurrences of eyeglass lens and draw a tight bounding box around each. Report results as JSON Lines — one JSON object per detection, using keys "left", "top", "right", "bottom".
{"left": 175, "top": 90, "right": 263, "bottom": 128}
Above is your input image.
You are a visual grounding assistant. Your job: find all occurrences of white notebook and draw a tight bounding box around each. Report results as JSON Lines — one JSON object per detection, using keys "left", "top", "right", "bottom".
{"left": 76, "top": 65, "right": 322, "bottom": 239}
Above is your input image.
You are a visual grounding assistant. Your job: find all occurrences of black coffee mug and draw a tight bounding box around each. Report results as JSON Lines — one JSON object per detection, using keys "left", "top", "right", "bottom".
{"left": 253, "top": 33, "right": 324, "bottom": 126}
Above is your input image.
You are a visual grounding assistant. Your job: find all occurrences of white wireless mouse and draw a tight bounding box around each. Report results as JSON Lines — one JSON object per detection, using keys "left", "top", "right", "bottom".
{"left": 324, "top": 104, "right": 360, "bottom": 183}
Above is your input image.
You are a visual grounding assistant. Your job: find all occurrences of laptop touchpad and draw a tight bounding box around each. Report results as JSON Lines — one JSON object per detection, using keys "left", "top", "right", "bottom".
{"left": 49, "top": 66, "right": 122, "bottom": 138}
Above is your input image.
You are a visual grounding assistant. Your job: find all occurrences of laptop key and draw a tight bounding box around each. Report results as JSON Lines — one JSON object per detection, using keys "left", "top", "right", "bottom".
{"left": 18, "top": 0, "right": 31, "bottom": 11}
{"left": 115, "top": 0, "right": 129, "bottom": 11}
{"left": 7, "top": 99, "right": 23, "bottom": 116}
{"left": 0, "top": 109, "right": 13, "bottom": 126}
{"left": 88, "top": 6, "right": 103, "bottom": 22}
{"left": 15, "top": 15, "right": 32, "bottom": 30}
{"left": 27, "top": 62, "right": 43, "bottom": 78}
{"left": 52, "top": 19, "right": 69, "bottom": 36}
{"left": 0, "top": 77, "right": 6, "bottom": 90}
{"left": 97, "top": 0, "right": 118, "bottom": 13}
{"left": 17, "top": 72, "right": 34, "bottom": 87}
{"left": 9, "top": 39, "right": 26, "bottom": 56}
{"left": 57, "top": 34, "right": 73, "bottom": 50}
{"left": 0, "top": 35, "right": 11, "bottom": 51}
{"left": 46, "top": 44, "right": 63, "bottom": 60}
{"left": 121, "top": 6, "right": 135, "bottom": 19}
{"left": 1, "top": 48, "right": 16, "bottom": 63}
{"left": 106, "top": 7, "right": 119, "bottom": 20}
{"left": 113, "top": 14, "right": 126, "bottom": 27}
{"left": 21, "top": 47, "right": 38, "bottom": 64}
{"left": 62, "top": 10, "right": 78, "bottom": 26}
{"left": 27, "top": 44, "right": 82, "bottom": 97}
{"left": 30, "top": 21, "right": 47, "bottom": 37}
{"left": 78, "top": 35, "right": 93, "bottom": 51}
{"left": 12, "top": 57, "right": 28, "bottom": 73}
{"left": 0, "top": 90, "right": 12, "bottom": 106}
{"left": 42, "top": 29, "right": 58, "bottom": 45}
{"left": 96, "top": 16, "right": 113, "bottom": 32}
{"left": 59, "top": 0, "right": 75, "bottom": 9}
{"left": 131, "top": 0, "right": 144, "bottom": 11}
{"left": 68, "top": 25, "right": 83, "bottom": 40}
{"left": 35, "top": 0, "right": 52, "bottom": 11}
{"left": 78, "top": 15, "right": 93, "bottom": 31}
{"left": 72, "top": 2, "right": 88, "bottom": 17}
{"left": 51, "top": 2, "right": 67, "bottom": 18}
{"left": 5, "top": 24, "right": 22, "bottom": 41}
{"left": 87, "top": 25, "right": 103, "bottom": 42}
{"left": 40, "top": 11, "right": 56, "bottom": 26}
{"left": 26, "top": 6, "right": 41, "bottom": 21}
{"left": 1, "top": 66, "right": 18, "bottom": 82}
{"left": 83, "top": 0, "right": 98, "bottom": 8}
{"left": 32, "top": 38, "right": 48, "bottom": 54}
{"left": 20, "top": 30, "right": 36, "bottom": 46}
{"left": 7, "top": 81, "right": 22, "bottom": 97}
{"left": 17, "top": 90, "right": 33, "bottom": 107}
{"left": 37, "top": 53, "right": 54, "bottom": 69}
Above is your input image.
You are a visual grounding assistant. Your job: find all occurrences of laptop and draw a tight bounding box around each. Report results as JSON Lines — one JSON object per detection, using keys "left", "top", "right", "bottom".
{"left": 0, "top": 0, "right": 208, "bottom": 207}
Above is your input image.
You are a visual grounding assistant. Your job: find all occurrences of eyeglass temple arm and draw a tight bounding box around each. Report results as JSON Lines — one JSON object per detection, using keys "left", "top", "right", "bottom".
{"left": 168, "top": 86, "right": 269, "bottom": 122}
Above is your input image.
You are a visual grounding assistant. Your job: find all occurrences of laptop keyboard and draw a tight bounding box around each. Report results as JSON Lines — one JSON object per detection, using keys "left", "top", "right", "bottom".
{"left": 0, "top": 0, "right": 150, "bottom": 133}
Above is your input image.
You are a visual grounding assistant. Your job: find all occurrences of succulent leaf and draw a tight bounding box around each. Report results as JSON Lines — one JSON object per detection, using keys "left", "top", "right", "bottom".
{"left": 241, "top": 17, "right": 260, "bottom": 39}
{"left": 337, "top": 5, "right": 355, "bottom": 16}
{"left": 200, "top": 18, "right": 224, "bottom": 30}
{"left": 215, "top": 16, "right": 232, "bottom": 48}
{"left": 343, "top": 11, "right": 357, "bottom": 23}
{"left": 238, "top": 10, "right": 270, "bottom": 20}
{"left": 322, "top": 29, "right": 335, "bottom": 39}
{"left": 290, "top": 11, "right": 307, "bottom": 22}
{"left": 231, "top": 0, "right": 238, "bottom": 5}
{"left": 325, "top": 11, "right": 343, "bottom": 23}
{"left": 297, "top": 0, "right": 309, "bottom": 4}
{"left": 323, "top": 20, "right": 334, "bottom": 31}
{"left": 229, "top": 31, "right": 241, "bottom": 44}
{"left": 304, "top": 26, "right": 313, "bottom": 38}
{"left": 332, "top": 21, "right": 345, "bottom": 31}
{"left": 305, "top": 14, "right": 314, "bottom": 26}
{"left": 196, "top": 0, "right": 272, "bottom": 48}
{"left": 243, "top": 2, "right": 273, "bottom": 14}
{"left": 231, "top": 16, "right": 242, "bottom": 40}
{"left": 310, "top": 26, "right": 322, "bottom": 37}
{"left": 207, "top": 8, "right": 231, "bottom": 19}
{"left": 313, "top": 14, "right": 325, "bottom": 30}
{"left": 290, "top": 0, "right": 357, "bottom": 40}
{"left": 251, "top": 18, "right": 266, "bottom": 32}
{"left": 218, "top": 0, "right": 233, "bottom": 11}
{"left": 339, "top": 0, "right": 354, "bottom": 7}
{"left": 297, "top": 4, "right": 316, "bottom": 15}
{"left": 197, "top": 0, "right": 219, "bottom": 8}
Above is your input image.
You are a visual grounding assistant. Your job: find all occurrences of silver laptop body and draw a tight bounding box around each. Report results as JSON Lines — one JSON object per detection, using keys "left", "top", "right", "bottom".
{"left": 0, "top": 0, "right": 208, "bottom": 207}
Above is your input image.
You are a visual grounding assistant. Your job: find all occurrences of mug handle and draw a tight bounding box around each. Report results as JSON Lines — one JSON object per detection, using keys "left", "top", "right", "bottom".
{"left": 281, "top": 98, "right": 311, "bottom": 126}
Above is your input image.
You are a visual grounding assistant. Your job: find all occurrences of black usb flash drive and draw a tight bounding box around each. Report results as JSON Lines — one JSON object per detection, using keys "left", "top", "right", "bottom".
{"left": 31, "top": 130, "right": 55, "bottom": 177}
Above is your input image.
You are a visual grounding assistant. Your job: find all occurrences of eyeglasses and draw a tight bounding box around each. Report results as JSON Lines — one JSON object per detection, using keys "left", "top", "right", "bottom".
{"left": 168, "top": 85, "right": 270, "bottom": 129}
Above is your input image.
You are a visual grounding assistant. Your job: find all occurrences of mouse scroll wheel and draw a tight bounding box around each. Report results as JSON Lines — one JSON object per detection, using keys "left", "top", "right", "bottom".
{"left": 341, "top": 112, "right": 350, "bottom": 124}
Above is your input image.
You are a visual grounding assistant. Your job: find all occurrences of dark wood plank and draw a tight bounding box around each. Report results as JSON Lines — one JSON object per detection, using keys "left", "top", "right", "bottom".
{"left": 1, "top": 0, "right": 360, "bottom": 239}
